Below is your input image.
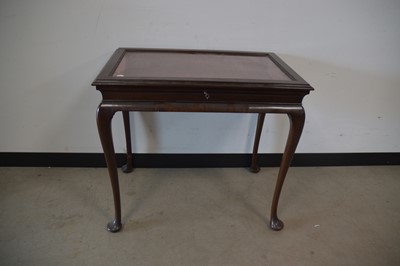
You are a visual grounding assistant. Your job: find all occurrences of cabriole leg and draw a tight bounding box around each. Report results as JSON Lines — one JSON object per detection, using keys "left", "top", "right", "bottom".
{"left": 250, "top": 113, "right": 266, "bottom": 173}
{"left": 121, "top": 111, "right": 133, "bottom": 173}
{"left": 270, "top": 108, "right": 305, "bottom": 231}
{"left": 97, "top": 105, "right": 122, "bottom": 232}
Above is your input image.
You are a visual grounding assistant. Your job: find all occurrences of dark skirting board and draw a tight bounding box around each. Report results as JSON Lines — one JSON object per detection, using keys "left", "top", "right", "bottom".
{"left": 1, "top": 152, "right": 399, "bottom": 167}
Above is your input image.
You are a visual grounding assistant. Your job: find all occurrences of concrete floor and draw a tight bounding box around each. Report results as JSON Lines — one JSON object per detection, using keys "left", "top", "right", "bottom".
{"left": 0, "top": 166, "right": 399, "bottom": 266}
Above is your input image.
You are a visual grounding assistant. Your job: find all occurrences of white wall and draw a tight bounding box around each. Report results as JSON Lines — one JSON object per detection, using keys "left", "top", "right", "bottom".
{"left": 1, "top": 0, "right": 399, "bottom": 154}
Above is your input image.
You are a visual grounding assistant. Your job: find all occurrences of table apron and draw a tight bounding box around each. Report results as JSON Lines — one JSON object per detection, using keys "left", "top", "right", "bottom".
{"left": 98, "top": 101, "right": 304, "bottom": 114}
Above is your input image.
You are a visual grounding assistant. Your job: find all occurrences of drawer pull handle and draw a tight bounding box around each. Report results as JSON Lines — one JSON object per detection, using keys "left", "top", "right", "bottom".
{"left": 203, "top": 91, "right": 210, "bottom": 100}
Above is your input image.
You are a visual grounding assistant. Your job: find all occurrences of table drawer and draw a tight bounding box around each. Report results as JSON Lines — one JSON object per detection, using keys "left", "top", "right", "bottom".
{"left": 99, "top": 87, "right": 308, "bottom": 104}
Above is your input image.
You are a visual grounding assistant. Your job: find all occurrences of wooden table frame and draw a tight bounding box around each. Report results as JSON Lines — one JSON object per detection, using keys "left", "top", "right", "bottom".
{"left": 93, "top": 48, "right": 313, "bottom": 232}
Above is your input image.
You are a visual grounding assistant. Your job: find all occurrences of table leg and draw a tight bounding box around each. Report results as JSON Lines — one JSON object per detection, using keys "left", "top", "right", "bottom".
{"left": 270, "top": 108, "right": 305, "bottom": 231}
{"left": 250, "top": 113, "right": 266, "bottom": 173}
{"left": 121, "top": 111, "right": 133, "bottom": 173}
{"left": 97, "top": 105, "right": 122, "bottom": 232}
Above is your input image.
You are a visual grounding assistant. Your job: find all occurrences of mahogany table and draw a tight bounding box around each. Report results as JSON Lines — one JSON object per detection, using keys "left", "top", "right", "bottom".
{"left": 92, "top": 48, "right": 313, "bottom": 232}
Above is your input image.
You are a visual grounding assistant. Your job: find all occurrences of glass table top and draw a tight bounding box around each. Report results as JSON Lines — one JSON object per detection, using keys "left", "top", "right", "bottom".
{"left": 112, "top": 51, "right": 292, "bottom": 82}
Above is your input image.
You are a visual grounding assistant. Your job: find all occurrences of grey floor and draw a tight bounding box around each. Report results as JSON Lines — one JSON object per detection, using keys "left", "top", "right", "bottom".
{"left": 0, "top": 166, "right": 399, "bottom": 266}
